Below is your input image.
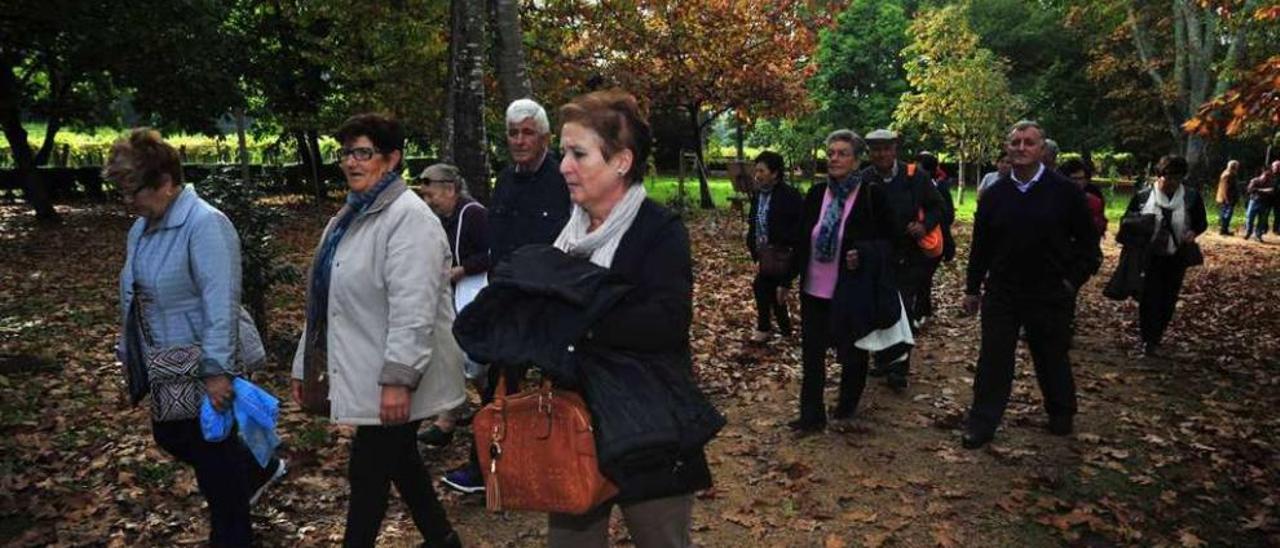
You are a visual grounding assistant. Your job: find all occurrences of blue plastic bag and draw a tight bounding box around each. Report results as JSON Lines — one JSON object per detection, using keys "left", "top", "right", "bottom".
{"left": 200, "top": 396, "right": 234, "bottom": 442}
{"left": 198, "top": 378, "right": 281, "bottom": 468}
{"left": 231, "top": 378, "right": 281, "bottom": 468}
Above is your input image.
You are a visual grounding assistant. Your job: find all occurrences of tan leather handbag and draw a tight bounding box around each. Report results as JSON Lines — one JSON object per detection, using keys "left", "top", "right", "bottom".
{"left": 473, "top": 377, "right": 618, "bottom": 515}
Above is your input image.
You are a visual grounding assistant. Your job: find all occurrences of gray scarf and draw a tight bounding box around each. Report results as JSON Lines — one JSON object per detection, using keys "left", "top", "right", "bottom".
{"left": 554, "top": 184, "right": 648, "bottom": 268}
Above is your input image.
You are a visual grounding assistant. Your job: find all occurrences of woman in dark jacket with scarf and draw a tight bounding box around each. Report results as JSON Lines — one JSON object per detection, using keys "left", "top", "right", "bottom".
{"left": 746, "top": 150, "right": 804, "bottom": 342}
{"left": 1124, "top": 155, "right": 1208, "bottom": 356}
{"left": 544, "top": 89, "right": 712, "bottom": 547}
{"left": 788, "top": 129, "right": 896, "bottom": 433}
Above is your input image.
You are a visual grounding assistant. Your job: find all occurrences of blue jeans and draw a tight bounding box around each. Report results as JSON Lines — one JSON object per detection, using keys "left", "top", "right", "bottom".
{"left": 1218, "top": 201, "right": 1236, "bottom": 233}
{"left": 1245, "top": 199, "right": 1270, "bottom": 238}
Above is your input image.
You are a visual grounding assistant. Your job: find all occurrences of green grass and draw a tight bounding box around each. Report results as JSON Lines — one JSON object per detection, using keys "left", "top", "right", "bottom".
{"left": 643, "top": 176, "right": 739, "bottom": 208}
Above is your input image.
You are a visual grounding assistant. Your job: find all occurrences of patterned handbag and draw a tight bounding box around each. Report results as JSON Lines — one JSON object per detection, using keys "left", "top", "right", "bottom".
{"left": 147, "top": 345, "right": 205, "bottom": 422}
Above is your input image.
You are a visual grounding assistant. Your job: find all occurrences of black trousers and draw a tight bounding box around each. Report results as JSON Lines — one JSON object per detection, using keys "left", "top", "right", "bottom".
{"left": 967, "top": 283, "right": 1077, "bottom": 436}
{"left": 1139, "top": 254, "right": 1188, "bottom": 346}
{"left": 753, "top": 270, "right": 792, "bottom": 333}
{"left": 799, "top": 294, "right": 869, "bottom": 423}
{"left": 914, "top": 256, "right": 943, "bottom": 320}
{"left": 152, "top": 418, "right": 256, "bottom": 547}
{"left": 345, "top": 421, "right": 453, "bottom": 548}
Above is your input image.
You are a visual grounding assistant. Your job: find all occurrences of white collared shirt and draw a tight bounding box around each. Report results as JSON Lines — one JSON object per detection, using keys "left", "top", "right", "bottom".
{"left": 1010, "top": 163, "right": 1045, "bottom": 193}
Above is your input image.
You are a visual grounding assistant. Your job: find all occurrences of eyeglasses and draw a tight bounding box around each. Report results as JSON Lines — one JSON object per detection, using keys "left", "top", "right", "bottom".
{"left": 417, "top": 178, "right": 456, "bottom": 185}
{"left": 337, "top": 147, "right": 379, "bottom": 161}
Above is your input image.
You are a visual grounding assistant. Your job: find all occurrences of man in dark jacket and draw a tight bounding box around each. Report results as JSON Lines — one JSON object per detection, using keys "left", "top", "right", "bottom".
{"left": 745, "top": 151, "right": 804, "bottom": 342}
{"left": 860, "top": 129, "right": 946, "bottom": 391}
{"left": 443, "top": 98, "right": 571, "bottom": 494}
{"left": 961, "top": 120, "right": 1100, "bottom": 449}
{"left": 487, "top": 99, "right": 572, "bottom": 265}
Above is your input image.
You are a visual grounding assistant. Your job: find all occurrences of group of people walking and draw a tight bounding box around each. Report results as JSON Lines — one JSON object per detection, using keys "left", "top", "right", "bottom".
{"left": 743, "top": 120, "right": 1213, "bottom": 450}
{"left": 114, "top": 91, "right": 717, "bottom": 547}
{"left": 1218, "top": 159, "right": 1280, "bottom": 241}
{"left": 113, "top": 86, "right": 1234, "bottom": 546}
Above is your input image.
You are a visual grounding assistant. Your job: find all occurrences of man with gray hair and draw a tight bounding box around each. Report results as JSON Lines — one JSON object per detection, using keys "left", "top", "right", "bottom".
{"left": 1043, "top": 138, "right": 1060, "bottom": 171}
{"left": 441, "top": 99, "right": 569, "bottom": 495}
{"left": 487, "top": 98, "right": 571, "bottom": 265}
{"left": 960, "top": 120, "right": 1099, "bottom": 449}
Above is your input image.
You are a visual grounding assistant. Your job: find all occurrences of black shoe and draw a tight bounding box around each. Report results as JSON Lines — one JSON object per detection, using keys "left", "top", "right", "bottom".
{"left": 961, "top": 429, "right": 993, "bottom": 450}
{"left": 886, "top": 374, "right": 908, "bottom": 393}
{"left": 831, "top": 405, "right": 856, "bottom": 421}
{"left": 868, "top": 365, "right": 889, "bottom": 378}
{"left": 421, "top": 529, "right": 462, "bottom": 548}
{"left": 787, "top": 418, "right": 826, "bottom": 434}
{"left": 418, "top": 424, "right": 456, "bottom": 448}
{"left": 1048, "top": 415, "right": 1073, "bottom": 436}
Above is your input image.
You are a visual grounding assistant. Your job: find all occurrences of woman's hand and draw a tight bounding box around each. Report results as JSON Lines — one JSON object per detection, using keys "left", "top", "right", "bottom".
{"left": 204, "top": 375, "right": 235, "bottom": 411}
{"left": 380, "top": 385, "right": 411, "bottom": 425}
{"left": 291, "top": 379, "right": 303, "bottom": 406}
{"left": 1183, "top": 230, "right": 1198, "bottom": 243}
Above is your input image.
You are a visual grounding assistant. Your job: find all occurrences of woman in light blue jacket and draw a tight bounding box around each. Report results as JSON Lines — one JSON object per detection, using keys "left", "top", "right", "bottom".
{"left": 111, "top": 128, "right": 283, "bottom": 547}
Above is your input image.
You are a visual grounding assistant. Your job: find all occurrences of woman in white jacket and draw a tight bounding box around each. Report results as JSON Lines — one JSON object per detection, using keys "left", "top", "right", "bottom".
{"left": 291, "top": 113, "right": 465, "bottom": 548}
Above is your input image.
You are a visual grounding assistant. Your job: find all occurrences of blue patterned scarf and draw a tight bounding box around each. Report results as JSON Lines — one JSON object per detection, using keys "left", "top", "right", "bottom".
{"left": 814, "top": 174, "right": 860, "bottom": 262}
{"left": 755, "top": 187, "right": 773, "bottom": 248}
{"left": 306, "top": 171, "right": 398, "bottom": 346}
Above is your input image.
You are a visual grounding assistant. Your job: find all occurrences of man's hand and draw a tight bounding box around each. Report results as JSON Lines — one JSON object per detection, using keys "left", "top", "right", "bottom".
{"left": 961, "top": 294, "right": 981, "bottom": 317}
{"left": 380, "top": 385, "right": 411, "bottom": 425}
{"left": 291, "top": 379, "right": 303, "bottom": 406}
{"left": 204, "top": 375, "right": 235, "bottom": 411}
{"left": 844, "top": 248, "right": 860, "bottom": 271}
{"left": 906, "top": 221, "right": 926, "bottom": 239}
{"left": 448, "top": 266, "right": 466, "bottom": 283}
{"left": 775, "top": 286, "right": 790, "bottom": 308}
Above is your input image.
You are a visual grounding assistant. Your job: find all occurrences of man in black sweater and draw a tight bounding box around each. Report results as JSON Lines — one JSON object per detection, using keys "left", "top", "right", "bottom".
{"left": 487, "top": 99, "right": 571, "bottom": 265}
{"left": 860, "top": 129, "right": 946, "bottom": 392}
{"left": 960, "top": 120, "right": 1100, "bottom": 449}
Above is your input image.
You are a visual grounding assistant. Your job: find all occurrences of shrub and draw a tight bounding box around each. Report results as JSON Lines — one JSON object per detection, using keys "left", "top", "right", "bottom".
{"left": 195, "top": 169, "right": 300, "bottom": 351}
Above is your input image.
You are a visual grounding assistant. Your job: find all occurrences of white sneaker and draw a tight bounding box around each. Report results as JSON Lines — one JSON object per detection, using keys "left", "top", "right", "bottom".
{"left": 250, "top": 458, "right": 287, "bottom": 506}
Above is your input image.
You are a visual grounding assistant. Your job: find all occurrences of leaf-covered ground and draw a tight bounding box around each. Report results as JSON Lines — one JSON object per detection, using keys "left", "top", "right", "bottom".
{"left": 1, "top": 200, "right": 1277, "bottom": 547}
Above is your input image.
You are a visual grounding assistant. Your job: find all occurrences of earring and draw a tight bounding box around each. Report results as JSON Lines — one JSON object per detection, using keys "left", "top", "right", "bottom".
{"left": 616, "top": 169, "right": 625, "bottom": 176}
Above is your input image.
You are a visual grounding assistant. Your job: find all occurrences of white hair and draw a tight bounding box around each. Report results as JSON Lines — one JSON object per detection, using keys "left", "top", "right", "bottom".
{"left": 505, "top": 99, "right": 550, "bottom": 135}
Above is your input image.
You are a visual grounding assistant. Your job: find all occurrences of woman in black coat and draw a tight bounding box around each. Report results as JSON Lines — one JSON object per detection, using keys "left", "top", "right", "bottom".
{"left": 788, "top": 129, "right": 896, "bottom": 432}
{"left": 547, "top": 89, "right": 713, "bottom": 547}
{"left": 1124, "top": 155, "right": 1208, "bottom": 356}
{"left": 746, "top": 150, "right": 804, "bottom": 342}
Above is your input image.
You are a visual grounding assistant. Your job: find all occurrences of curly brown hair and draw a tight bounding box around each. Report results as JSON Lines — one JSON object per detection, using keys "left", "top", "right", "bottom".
{"left": 102, "top": 128, "right": 183, "bottom": 191}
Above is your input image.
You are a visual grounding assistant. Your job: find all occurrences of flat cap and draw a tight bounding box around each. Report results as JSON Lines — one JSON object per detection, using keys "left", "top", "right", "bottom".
{"left": 864, "top": 129, "right": 899, "bottom": 143}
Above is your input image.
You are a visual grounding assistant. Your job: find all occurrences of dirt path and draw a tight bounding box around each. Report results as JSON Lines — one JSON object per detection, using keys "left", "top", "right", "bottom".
{"left": 1, "top": 203, "right": 1276, "bottom": 547}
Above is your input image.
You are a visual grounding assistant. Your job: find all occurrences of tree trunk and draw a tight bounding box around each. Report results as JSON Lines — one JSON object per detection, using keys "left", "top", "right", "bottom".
{"left": 735, "top": 117, "right": 745, "bottom": 161}
{"left": 34, "top": 117, "right": 62, "bottom": 166}
{"left": 491, "top": 0, "right": 532, "bottom": 106}
{"left": 0, "top": 60, "right": 58, "bottom": 222}
{"left": 687, "top": 105, "right": 714, "bottom": 209}
{"left": 235, "top": 108, "right": 252, "bottom": 184}
{"left": 448, "top": 0, "right": 491, "bottom": 203}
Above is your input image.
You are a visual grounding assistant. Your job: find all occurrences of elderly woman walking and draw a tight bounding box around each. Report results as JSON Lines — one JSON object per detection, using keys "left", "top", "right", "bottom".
{"left": 1125, "top": 155, "right": 1208, "bottom": 357}
{"left": 290, "top": 114, "right": 465, "bottom": 547}
{"left": 112, "top": 128, "right": 283, "bottom": 547}
{"left": 414, "top": 163, "right": 491, "bottom": 448}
